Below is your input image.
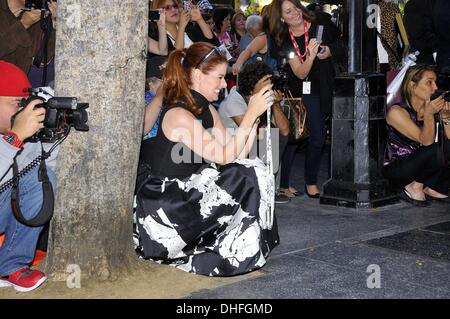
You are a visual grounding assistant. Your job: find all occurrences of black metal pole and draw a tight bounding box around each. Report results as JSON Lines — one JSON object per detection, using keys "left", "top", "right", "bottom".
{"left": 347, "top": 0, "right": 362, "bottom": 73}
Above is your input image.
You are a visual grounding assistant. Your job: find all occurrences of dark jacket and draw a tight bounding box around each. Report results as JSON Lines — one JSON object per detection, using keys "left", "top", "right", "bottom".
{"left": 0, "top": 0, "right": 55, "bottom": 74}
{"left": 403, "top": 0, "right": 438, "bottom": 65}
{"left": 433, "top": 0, "right": 450, "bottom": 71}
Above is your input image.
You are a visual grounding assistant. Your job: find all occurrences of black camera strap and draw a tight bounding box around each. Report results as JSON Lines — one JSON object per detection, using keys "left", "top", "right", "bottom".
{"left": 33, "top": 11, "right": 53, "bottom": 86}
{"left": 10, "top": 147, "right": 54, "bottom": 227}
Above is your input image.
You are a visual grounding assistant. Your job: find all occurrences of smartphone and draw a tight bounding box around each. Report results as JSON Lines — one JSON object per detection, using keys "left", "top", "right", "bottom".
{"left": 149, "top": 9, "right": 160, "bottom": 21}
{"left": 183, "top": 0, "right": 192, "bottom": 12}
{"left": 316, "top": 25, "right": 326, "bottom": 54}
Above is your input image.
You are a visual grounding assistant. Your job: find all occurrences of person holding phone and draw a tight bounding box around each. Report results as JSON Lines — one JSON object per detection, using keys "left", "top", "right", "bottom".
{"left": 148, "top": 8, "right": 168, "bottom": 56}
{"left": 149, "top": 0, "right": 217, "bottom": 57}
{"left": 267, "top": 0, "right": 344, "bottom": 199}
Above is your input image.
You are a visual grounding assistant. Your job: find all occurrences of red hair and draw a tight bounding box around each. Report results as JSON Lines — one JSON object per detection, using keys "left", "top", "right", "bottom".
{"left": 163, "top": 42, "right": 227, "bottom": 116}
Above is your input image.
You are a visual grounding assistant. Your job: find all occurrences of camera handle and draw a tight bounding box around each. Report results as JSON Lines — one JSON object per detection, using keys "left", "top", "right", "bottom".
{"left": 10, "top": 146, "right": 54, "bottom": 227}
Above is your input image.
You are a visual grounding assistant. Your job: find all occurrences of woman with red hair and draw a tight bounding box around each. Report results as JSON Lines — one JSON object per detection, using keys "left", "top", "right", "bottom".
{"left": 135, "top": 42, "right": 279, "bottom": 276}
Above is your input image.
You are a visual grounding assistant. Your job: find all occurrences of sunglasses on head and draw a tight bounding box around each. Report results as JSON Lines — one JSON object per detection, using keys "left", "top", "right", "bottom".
{"left": 195, "top": 47, "right": 224, "bottom": 69}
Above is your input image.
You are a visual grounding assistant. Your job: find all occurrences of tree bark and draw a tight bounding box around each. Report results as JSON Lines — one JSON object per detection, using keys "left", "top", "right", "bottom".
{"left": 44, "top": 0, "right": 148, "bottom": 281}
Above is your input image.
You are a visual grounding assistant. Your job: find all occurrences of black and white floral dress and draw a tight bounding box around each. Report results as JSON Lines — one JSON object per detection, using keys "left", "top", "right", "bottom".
{"left": 134, "top": 90, "right": 279, "bottom": 276}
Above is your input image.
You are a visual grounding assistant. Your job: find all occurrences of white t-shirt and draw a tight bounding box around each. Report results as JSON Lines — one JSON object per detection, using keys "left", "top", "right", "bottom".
{"left": 218, "top": 87, "right": 247, "bottom": 129}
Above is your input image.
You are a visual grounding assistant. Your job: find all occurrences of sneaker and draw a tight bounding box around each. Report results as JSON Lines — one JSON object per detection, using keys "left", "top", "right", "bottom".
{"left": 275, "top": 192, "right": 290, "bottom": 204}
{"left": 1, "top": 267, "right": 47, "bottom": 292}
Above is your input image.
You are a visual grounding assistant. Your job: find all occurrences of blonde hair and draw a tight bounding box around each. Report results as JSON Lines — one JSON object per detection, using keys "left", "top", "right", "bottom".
{"left": 400, "top": 64, "right": 436, "bottom": 107}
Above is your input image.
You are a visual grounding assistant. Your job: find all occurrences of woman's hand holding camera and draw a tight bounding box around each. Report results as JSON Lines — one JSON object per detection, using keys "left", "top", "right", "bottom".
{"left": 11, "top": 100, "right": 45, "bottom": 142}
{"left": 157, "top": 8, "right": 166, "bottom": 28}
{"left": 425, "top": 95, "right": 446, "bottom": 116}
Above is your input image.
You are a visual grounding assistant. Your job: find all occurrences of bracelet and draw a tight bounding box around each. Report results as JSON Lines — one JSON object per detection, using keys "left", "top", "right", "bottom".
{"left": 443, "top": 119, "right": 450, "bottom": 125}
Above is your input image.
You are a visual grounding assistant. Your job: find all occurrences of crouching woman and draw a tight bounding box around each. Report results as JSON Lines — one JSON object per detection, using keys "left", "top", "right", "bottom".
{"left": 134, "top": 42, "right": 279, "bottom": 276}
{"left": 383, "top": 65, "right": 450, "bottom": 206}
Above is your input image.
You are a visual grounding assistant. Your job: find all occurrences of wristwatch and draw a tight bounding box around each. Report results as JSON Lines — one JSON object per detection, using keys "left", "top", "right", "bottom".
{"left": 2, "top": 131, "right": 24, "bottom": 148}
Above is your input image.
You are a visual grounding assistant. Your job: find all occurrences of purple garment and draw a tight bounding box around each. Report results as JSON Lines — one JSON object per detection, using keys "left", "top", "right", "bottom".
{"left": 384, "top": 101, "right": 423, "bottom": 166}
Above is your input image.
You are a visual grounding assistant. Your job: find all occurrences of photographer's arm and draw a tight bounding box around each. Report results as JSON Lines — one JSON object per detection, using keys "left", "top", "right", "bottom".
{"left": 0, "top": 100, "right": 45, "bottom": 182}
{"left": 149, "top": 8, "right": 168, "bottom": 56}
{"left": 143, "top": 91, "right": 163, "bottom": 136}
{"left": 0, "top": 17, "right": 34, "bottom": 60}
{"left": 386, "top": 99, "right": 444, "bottom": 146}
{"left": 272, "top": 103, "right": 289, "bottom": 137}
{"left": 190, "top": 6, "right": 214, "bottom": 40}
{"left": 173, "top": 11, "right": 191, "bottom": 50}
{"left": 232, "top": 35, "right": 266, "bottom": 75}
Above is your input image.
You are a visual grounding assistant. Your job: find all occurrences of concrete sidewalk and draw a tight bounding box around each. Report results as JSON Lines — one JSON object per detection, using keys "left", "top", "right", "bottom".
{"left": 188, "top": 147, "right": 450, "bottom": 299}
{"left": 0, "top": 147, "right": 448, "bottom": 299}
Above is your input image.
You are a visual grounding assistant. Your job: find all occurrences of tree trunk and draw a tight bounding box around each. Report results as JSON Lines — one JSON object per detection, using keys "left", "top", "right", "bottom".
{"left": 44, "top": 0, "right": 148, "bottom": 281}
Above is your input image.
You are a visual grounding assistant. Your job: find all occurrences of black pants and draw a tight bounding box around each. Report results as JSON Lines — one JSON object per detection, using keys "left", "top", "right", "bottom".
{"left": 383, "top": 141, "right": 450, "bottom": 195}
{"left": 280, "top": 95, "right": 326, "bottom": 188}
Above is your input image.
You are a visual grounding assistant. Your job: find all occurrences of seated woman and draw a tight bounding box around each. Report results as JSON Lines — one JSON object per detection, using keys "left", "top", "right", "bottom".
{"left": 384, "top": 65, "right": 450, "bottom": 206}
{"left": 134, "top": 42, "right": 279, "bottom": 276}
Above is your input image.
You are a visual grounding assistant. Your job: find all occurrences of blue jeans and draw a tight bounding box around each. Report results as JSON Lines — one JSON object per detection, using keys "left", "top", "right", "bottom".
{"left": 0, "top": 167, "right": 56, "bottom": 277}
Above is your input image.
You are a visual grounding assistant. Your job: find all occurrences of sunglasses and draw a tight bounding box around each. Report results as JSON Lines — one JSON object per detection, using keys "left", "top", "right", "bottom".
{"left": 164, "top": 4, "right": 179, "bottom": 11}
{"left": 195, "top": 47, "right": 225, "bottom": 69}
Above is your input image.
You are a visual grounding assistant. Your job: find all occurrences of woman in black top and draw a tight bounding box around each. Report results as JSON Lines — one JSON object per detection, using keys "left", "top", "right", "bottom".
{"left": 135, "top": 42, "right": 279, "bottom": 276}
{"left": 270, "top": 0, "right": 343, "bottom": 198}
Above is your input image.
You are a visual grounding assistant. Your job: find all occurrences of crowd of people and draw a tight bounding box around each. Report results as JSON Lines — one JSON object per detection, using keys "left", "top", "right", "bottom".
{"left": 0, "top": 0, "right": 449, "bottom": 291}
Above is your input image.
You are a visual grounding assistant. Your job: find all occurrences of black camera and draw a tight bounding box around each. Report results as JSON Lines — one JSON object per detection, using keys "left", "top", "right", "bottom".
{"left": 432, "top": 70, "right": 450, "bottom": 102}
{"left": 19, "top": 88, "right": 89, "bottom": 143}
{"left": 272, "top": 57, "right": 290, "bottom": 93}
{"left": 149, "top": 9, "right": 160, "bottom": 21}
{"left": 431, "top": 90, "right": 450, "bottom": 102}
{"left": 24, "top": 0, "right": 55, "bottom": 10}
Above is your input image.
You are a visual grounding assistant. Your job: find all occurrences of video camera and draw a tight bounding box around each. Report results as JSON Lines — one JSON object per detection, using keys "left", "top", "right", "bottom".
{"left": 24, "top": 0, "right": 55, "bottom": 10}
{"left": 19, "top": 88, "right": 89, "bottom": 143}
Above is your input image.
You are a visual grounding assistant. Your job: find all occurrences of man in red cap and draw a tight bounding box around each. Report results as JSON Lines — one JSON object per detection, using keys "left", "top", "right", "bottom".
{"left": 0, "top": 60, "right": 57, "bottom": 292}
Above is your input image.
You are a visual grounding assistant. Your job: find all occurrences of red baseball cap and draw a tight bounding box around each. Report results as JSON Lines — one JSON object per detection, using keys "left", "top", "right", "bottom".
{"left": 0, "top": 60, "right": 31, "bottom": 97}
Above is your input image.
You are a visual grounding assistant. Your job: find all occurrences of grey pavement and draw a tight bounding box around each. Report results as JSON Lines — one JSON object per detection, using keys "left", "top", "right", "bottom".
{"left": 188, "top": 145, "right": 450, "bottom": 299}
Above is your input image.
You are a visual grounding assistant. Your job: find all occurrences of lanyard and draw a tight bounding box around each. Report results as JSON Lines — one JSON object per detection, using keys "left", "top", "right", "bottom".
{"left": 289, "top": 21, "right": 309, "bottom": 63}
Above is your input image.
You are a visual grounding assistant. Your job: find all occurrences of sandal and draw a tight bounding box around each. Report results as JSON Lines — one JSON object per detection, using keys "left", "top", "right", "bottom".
{"left": 279, "top": 188, "right": 295, "bottom": 198}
